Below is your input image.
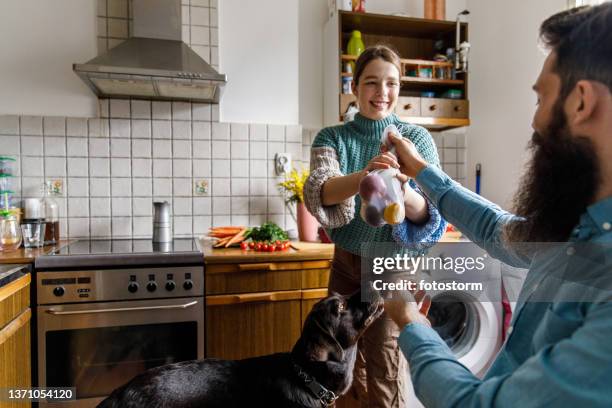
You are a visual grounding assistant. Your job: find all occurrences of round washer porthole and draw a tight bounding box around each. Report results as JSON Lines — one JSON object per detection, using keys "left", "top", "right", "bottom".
{"left": 428, "top": 292, "right": 480, "bottom": 359}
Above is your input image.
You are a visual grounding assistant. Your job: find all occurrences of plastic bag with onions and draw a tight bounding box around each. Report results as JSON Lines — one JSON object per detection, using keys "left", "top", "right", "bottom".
{"left": 359, "top": 124, "right": 405, "bottom": 227}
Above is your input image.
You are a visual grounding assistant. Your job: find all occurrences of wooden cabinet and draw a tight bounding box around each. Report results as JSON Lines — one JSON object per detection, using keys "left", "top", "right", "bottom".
{"left": 204, "top": 247, "right": 333, "bottom": 360}
{"left": 324, "top": 10, "right": 470, "bottom": 131}
{"left": 0, "top": 272, "right": 32, "bottom": 408}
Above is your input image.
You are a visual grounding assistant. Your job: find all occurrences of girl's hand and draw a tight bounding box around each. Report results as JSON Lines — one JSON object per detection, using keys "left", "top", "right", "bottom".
{"left": 364, "top": 151, "right": 400, "bottom": 173}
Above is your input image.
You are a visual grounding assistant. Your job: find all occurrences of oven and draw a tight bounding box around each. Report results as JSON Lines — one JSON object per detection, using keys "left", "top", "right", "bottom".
{"left": 34, "top": 240, "right": 205, "bottom": 408}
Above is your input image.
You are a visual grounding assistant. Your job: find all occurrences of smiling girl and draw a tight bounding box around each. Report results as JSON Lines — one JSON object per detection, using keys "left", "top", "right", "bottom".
{"left": 304, "top": 45, "right": 444, "bottom": 407}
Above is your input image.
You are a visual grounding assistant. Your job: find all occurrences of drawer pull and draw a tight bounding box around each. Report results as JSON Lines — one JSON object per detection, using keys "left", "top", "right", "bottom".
{"left": 238, "top": 263, "right": 274, "bottom": 271}
{"left": 454, "top": 105, "right": 461, "bottom": 112}
{"left": 429, "top": 104, "right": 437, "bottom": 111}
{"left": 404, "top": 104, "right": 412, "bottom": 110}
{"left": 207, "top": 291, "right": 302, "bottom": 305}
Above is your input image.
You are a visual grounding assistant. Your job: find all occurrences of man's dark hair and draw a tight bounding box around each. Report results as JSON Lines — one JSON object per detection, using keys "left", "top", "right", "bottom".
{"left": 540, "top": 2, "right": 612, "bottom": 99}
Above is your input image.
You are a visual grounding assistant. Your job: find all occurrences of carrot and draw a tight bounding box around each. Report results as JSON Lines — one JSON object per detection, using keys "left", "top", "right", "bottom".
{"left": 225, "top": 228, "right": 248, "bottom": 247}
{"left": 208, "top": 232, "right": 236, "bottom": 238}
{"left": 209, "top": 226, "right": 244, "bottom": 232}
{"left": 213, "top": 236, "right": 232, "bottom": 248}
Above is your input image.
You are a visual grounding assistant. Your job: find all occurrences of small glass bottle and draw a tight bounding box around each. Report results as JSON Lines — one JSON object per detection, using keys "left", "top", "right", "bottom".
{"left": 0, "top": 212, "right": 22, "bottom": 251}
{"left": 41, "top": 181, "right": 60, "bottom": 245}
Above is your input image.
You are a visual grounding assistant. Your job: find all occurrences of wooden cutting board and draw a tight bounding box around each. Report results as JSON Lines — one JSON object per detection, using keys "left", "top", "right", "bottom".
{"left": 290, "top": 242, "right": 334, "bottom": 251}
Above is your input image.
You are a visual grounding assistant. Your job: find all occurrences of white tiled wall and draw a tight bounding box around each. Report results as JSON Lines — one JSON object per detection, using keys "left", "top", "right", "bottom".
{"left": 1, "top": 104, "right": 302, "bottom": 239}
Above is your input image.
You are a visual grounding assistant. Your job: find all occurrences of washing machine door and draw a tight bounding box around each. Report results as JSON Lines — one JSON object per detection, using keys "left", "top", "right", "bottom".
{"left": 429, "top": 291, "right": 501, "bottom": 377}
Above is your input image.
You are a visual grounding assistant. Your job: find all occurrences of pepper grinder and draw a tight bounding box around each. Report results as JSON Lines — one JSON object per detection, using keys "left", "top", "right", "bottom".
{"left": 153, "top": 201, "right": 172, "bottom": 243}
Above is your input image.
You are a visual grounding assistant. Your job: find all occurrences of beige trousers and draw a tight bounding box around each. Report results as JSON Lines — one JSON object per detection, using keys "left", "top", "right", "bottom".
{"left": 330, "top": 247, "right": 407, "bottom": 408}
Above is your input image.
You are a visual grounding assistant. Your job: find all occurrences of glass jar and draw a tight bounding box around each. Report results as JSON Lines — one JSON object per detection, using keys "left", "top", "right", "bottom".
{"left": 0, "top": 213, "right": 22, "bottom": 251}
{"left": 41, "top": 181, "right": 60, "bottom": 245}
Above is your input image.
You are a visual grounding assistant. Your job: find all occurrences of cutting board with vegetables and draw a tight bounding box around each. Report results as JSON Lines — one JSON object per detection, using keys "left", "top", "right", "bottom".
{"left": 208, "top": 222, "right": 291, "bottom": 252}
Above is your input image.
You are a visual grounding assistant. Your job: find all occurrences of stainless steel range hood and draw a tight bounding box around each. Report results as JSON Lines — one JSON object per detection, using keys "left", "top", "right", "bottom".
{"left": 73, "top": 0, "right": 226, "bottom": 103}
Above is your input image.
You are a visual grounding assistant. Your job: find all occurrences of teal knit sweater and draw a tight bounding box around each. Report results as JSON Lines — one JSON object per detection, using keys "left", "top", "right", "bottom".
{"left": 304, "top": 113, "right": 442, "bottom": 256}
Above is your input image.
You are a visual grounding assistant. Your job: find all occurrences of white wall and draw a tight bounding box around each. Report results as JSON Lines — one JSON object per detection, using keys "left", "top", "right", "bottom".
{"left": 218, "top": 0, "right": 299, "bottom": 125}
{"left": 465, "top": 0, "right": 567, "bottom": 208}
{"left": 0, "top": 0, "right": 98, "bottom": 117}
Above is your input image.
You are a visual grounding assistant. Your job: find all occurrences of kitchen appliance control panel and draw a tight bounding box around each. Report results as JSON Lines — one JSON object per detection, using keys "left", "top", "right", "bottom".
{"left": 37, "top": 266, "right": 203, "bottom": 305}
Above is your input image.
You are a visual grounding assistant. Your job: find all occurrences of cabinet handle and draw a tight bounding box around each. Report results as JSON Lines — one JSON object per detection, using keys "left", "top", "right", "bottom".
{"left": 238, "top": 263, "right": 274, "bottom": 271}
{"left": 207, "top": 290, "right": 302, "bottom": 305}
{"left": 429, "top": 105, "right": 437, "bottom": 111}
{"left": 404, "top": 104, "right": 412, "bottom": 110}
{"left": 454, "top": 105, "right": 461, "bottom": 112}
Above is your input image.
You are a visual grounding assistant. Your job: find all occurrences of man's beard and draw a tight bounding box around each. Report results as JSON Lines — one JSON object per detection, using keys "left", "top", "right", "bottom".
{"left": 505, "top": 101, "right": 600, "bottom": 242}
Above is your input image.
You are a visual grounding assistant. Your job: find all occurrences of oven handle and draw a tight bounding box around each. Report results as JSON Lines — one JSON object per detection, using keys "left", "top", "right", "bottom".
{"left": 44, "top": 300, "right": 199, "bottom": 315}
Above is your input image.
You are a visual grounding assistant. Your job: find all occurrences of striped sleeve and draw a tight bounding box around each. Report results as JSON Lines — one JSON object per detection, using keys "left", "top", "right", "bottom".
{"left": 304, "top": 130, "right": 355, "bottom": 229}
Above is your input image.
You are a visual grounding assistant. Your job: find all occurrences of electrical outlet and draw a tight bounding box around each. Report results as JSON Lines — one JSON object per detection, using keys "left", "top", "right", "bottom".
{"left": 275, "top": 153, "right": 292, "bottom": 176}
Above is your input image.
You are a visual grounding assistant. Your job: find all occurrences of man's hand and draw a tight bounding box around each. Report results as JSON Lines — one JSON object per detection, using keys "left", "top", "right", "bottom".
{"left": 384, "top": 289, "right": 432, "bottom": 329}
{"left": 382, "top": 133, "right": 429, "bottom": 179}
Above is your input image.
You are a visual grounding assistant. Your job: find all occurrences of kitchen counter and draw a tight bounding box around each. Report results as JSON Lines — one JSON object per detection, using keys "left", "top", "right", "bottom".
{"left": 202, "top": 241, "right": 335, "bottom": 264}
{"left": 0, "top": 240, "right": 72, "bottom": 264}
{"left": 0, "top": 264, "right": 30, "bottom": 289}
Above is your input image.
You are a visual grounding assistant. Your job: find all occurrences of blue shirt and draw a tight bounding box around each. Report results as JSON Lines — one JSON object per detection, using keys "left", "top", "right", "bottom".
{"left": 398, "top": 165, "right": 612, "bottom": 407}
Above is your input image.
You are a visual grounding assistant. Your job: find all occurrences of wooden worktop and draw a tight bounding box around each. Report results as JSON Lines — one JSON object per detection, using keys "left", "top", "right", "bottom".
{"left": 0, "top": 240, "right": 71, "bottom": 264}
{"left": 202, "top": 241, "right": 334, "bottom": 264}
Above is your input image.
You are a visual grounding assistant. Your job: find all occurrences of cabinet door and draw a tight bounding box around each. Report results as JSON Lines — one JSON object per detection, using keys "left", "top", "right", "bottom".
{"left": 0, "top": 309, "right": 31, "bottom": 408}
{"left": 206, "top": 290, "right": 302, "bottom": 360}
{"left": 301, "top": 289, "right": 328, "bottom": 329}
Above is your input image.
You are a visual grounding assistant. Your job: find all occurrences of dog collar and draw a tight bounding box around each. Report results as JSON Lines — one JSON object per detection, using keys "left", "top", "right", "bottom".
{"left": 292, "top": 362, "right": 338, "bottom": 406}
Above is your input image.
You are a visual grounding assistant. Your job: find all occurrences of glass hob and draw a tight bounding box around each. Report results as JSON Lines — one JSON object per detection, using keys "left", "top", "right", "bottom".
{"left": 50, "top": 239, "right": 200, "bottom": 255}
{"left": 35, "top": 239, "right": 204, "bottom": 270}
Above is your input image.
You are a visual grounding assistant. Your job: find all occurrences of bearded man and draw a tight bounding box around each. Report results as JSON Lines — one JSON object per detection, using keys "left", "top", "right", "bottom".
{"left": 383, "top": 3, "right": 612, "bottom": 407}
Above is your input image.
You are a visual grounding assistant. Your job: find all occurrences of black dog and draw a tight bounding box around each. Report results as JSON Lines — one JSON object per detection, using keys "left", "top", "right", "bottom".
{"left": 98, "top": 289, "right": 383, "bottom": 408}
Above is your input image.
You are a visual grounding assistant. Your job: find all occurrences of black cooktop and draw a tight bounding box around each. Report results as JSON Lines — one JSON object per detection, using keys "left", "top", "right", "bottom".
{"left": 35, "top": 239, "right": 204, "bottom": 270}
{"left": 51, "top": 239, "right": 199, "bottom": 255}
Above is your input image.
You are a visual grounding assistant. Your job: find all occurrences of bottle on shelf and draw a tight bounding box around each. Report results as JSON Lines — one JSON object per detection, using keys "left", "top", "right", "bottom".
{"left": 41, "top": 181, "right": 60, "bottom": 245}
{"left": 347, "top": 30, "right": 365, "bottom": 72}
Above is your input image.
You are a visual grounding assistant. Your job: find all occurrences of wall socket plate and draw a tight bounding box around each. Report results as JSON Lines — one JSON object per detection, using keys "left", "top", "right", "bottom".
{"left": 275, "top": 153, "right": 292, "bottom": 176}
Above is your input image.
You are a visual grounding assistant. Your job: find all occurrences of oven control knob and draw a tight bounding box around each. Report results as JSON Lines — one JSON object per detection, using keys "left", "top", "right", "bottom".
{"left": 53, "top": 286, "right": 65, "bottom": 297}
{"left": 146, "top": 281, "right": 158, "bottom": 292}
{"left": 128, "top": 282, "right": 139, "bottom": 293}
{"left": 165, "top": 281, "right": 176, "bottom": 291}
{"left": 183, "top": 280, "right": 194, "bottom": 290}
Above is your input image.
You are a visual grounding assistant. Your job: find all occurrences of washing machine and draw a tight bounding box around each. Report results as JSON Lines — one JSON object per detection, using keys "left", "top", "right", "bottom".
{"left": 404, "top": 241, "right": 504, "bottom": 407}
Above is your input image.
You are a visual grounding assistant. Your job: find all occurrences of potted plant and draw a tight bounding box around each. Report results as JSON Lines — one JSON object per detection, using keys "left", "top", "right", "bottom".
{"left": 278, "top": 168, "right": 319, "bottom": 242}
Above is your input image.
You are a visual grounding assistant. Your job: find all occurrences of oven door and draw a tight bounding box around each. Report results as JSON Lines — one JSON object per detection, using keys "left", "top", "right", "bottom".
{"left": 37, "top": 297, "right": 204, "bottom": 408}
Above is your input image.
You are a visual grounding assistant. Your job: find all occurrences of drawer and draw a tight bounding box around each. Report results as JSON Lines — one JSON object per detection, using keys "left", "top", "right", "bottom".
{"left": 395, "top": 97, "right": 421, "bottom": 117}
{"left": 205, "top": 260, "right": 331, "bottom": 295}
{"left": 0, "top": 274, "right": 30, "bottom": 330}
{"left": 450, "top": 99, "right": 469, "bottom": 118}
{"left": 420, "top": 98, "right": 452, "bottom": 118}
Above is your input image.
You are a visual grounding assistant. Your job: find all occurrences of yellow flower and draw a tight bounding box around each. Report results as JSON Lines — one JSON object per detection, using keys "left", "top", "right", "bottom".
{"left": 278, "top": 167, "right": 309, "bottom": 203}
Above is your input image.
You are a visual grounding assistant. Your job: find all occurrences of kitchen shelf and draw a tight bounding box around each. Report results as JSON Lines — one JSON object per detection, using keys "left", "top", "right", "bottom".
{"left": 400, "top": 77, "right": 464, "bottom": 86}
{"left": 399, "top": 116, "right": 470, "bottom": 131}
{"left": 325, "top": 11, "right": 470, "bottom": 130}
